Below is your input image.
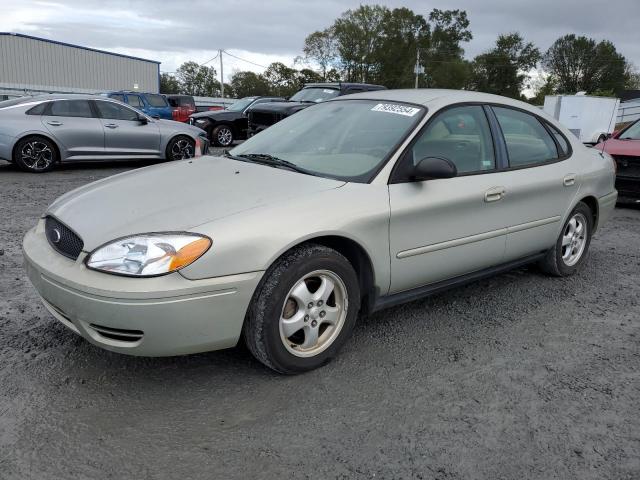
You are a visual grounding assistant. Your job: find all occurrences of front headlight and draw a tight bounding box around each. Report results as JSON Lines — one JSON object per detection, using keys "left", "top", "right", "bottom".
{"left": 195, "top": 119, "right": 207, "bottom": 125}
{"left": 86, "top": 233, "right": 212, "bottom": 277}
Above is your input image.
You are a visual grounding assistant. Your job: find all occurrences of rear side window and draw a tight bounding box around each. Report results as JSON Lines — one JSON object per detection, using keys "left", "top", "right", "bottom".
{"left": 493, "top": 107, "right": 558, "bottom": 167}
{"left": 49, "top": 100, "right": 94, "bottom": 118}
{"left": 95, "top": 101, "right": 139, "bottom": 121}
{"left": 127, "top": 95, "right": 143, "bottom": 108}
{"left": 26, "top": 102, "right": 49, "bottom": 115}
{"left": 110, "top": 94, "right": 125, "bottom": 103}
{"left": 146, "top": 94, "right": 168, "bottom": 107}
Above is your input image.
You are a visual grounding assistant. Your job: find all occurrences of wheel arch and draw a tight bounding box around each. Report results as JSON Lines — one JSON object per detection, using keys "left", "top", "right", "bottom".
{"left": 12, "top": 133, "right": 62, "bottom": 164}
{"left": 578, "top": 195, "right": 599, "bottom": 232}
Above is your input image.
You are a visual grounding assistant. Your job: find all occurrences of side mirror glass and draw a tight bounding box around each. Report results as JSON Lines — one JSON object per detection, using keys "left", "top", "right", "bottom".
{"left": 411, "top": 156, "right": 457, "bottom": 181}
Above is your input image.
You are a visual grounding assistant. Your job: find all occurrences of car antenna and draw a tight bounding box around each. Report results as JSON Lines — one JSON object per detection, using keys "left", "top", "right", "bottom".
{"left": 600, "top": 98, "right": 618, "bottom": 157}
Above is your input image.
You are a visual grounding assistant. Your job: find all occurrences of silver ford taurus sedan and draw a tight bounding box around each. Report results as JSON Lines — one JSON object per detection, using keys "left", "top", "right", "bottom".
{"left": 0, "top": 94, "right": 208, "bottom": 172}
{"left": 23, "top": 89, "right": 617, "bottom": 373}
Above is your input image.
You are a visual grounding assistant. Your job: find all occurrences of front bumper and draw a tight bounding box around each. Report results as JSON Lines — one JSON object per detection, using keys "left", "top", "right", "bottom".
{"left": 23, "top": 221, "right": 263, "bottom": 356}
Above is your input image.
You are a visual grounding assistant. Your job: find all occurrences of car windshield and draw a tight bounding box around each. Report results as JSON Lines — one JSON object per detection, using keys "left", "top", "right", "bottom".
{"left": 228, "top": 97, "right": 256, "bottom": 112}
{"left": 230, "top": 99, "right": 424, "bottom": 182}
{"left": 0, "top": 97, "right": 37, "bottom": 108}
{"left": 290, "top": 88, "right": 340, "bottom": 103}
{"left": 619, "top": 120, "right": 640, "bottom": 140}
{"left": 147, "top": 94, "right": 168, "bottom": 107}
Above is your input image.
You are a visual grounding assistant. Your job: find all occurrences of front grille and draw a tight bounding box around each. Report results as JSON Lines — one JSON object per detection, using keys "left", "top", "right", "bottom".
{"left": 89, "top": 324, "right": 144, "bottom": 343}
{"left": 45, "top": 216, "right": 84, "bottom": 260}
{"left": 612, "top": 155, "right": 640, "bottom": 179}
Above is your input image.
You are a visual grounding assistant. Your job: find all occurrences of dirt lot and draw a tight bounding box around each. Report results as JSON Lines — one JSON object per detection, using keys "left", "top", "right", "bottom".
{"left": 1, "top": 157, "right": 639, "bottom": 480}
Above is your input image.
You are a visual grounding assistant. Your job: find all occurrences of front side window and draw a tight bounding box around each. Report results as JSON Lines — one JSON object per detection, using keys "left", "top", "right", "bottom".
{"left": 231, "top": 99, "right": 424, "bottom": 182}
{"left": 146, "top": 94, "right": 168, "bottom": 107}
{"left": 290, "top": 88, "right": 340, "bottom": 103}
{"left": 228, "top": 97, "right": 257, "bottom": 112}
{"left": 127, "top": 95, "right": 143, "bottom": 108}
{"left": 493, "top": 107, "right": 558, "bottom": 167}
{"left": 49, "top": 100, "right": 93, "bottom": 118}
{"left": 619, "top": 120, "right": 640, "bottom": 140}
{"left": 405, "top": 105, "right": 496, "bottom": 175}
{"left": 95, "top": 101, "right": 140, "bottom": 121}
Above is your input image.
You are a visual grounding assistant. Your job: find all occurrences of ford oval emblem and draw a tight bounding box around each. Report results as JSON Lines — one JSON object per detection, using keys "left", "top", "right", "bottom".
{"left": 51, "top": 228, "right": 61, "bottom": 244}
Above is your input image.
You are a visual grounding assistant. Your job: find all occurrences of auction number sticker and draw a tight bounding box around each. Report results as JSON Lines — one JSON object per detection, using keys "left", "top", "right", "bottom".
{"left": 371, "top": 103, "right": 421, "bottom": 117}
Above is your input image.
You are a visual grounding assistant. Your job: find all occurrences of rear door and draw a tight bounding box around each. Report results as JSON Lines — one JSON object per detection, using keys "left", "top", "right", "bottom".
{"left": 93, "top": 100, "right": 161, "bottom": 157}
{"left": 41, "top": 99, "right": 104, "bottom": 159}
{"left": 489, "top": 106, "right": 579, "bottom": 261}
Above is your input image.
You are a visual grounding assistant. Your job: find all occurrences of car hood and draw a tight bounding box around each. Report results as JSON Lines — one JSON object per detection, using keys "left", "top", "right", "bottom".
{"left": 189, "top": 110, "right": 240, "bottom": 121}
{"left": 156, "top": 118, "right": 205, "bottom": 135}
{"left": 599, "top": 138, "right": 640, "bottom": 156}
{"left": 46, "top": 156, "right": 345, "bottom": 251}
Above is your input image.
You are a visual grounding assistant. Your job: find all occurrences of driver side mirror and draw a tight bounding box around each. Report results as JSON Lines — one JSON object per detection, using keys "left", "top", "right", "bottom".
{"left": 411, "top": 156, "right": 457, "bottom": 181}
{"left": 138, "top": 115, "right": 149, "bottom": 124}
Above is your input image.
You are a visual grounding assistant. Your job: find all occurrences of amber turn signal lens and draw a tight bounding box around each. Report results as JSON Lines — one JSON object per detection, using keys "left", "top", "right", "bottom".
{"left": 169, "top": 237, "right": 212, "bottom": 271}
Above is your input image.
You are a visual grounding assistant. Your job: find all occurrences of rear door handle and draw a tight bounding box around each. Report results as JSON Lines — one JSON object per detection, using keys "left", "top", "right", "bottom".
{"left": 563, "top": 174, "right": 576, "bottom": 187}
{"left": 104, "top": 123, "right": 118, "bottom": 129}
{"left": 484, "top": 186, "right": 506, "bottom": 203}
{"left": 46, "top": 121, "right": 62, "bottom": 126}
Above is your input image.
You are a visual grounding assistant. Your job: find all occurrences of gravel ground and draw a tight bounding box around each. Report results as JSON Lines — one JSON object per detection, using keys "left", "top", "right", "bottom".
{"left": 1, "top": 156, "right": 639, "bottom": 480}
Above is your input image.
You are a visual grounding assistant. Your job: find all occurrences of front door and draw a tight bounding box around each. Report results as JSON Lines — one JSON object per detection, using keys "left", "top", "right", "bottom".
{"left": 388, "top": 105, "right": 508, "bottom": 294}
{"left": 93, "top": 100, "right": 161, "bottom": 157}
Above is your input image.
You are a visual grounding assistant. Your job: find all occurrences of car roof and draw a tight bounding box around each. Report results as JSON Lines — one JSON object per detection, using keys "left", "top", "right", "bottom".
{"left": 9, "top": 93, "right": 110, "bottom": 102}
{"left": 332, "top": 88, "right": 547, "bottom": 113}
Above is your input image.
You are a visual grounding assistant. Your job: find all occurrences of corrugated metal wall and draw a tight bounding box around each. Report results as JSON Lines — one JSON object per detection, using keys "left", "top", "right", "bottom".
{"left": 0, "top": 33, "right": 159, "bottom": 94}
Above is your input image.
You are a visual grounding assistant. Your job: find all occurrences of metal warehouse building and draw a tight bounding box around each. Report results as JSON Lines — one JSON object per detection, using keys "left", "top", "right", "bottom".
{"left": 0, "top": 32, "right": 160, "bottom": 98}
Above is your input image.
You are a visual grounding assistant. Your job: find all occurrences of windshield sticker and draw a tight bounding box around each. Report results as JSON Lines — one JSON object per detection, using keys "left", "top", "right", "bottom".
{"left": 323, "top": 89, "right": 336, "bottom": 94}
{"left": 371, "top": 103, "right": 421, "bottom": 117}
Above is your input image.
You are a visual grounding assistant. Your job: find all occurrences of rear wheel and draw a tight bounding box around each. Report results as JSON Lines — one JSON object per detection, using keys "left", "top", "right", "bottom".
{"left": 13, "top": 136, "right": 57, "bottom": 172}
{"left": 212, "top": 125, "right": 234, "bottom": 147}
{"left": 539, "top": 202, "right": 593, "bottom": 276}
{"left": 243, "top": 244, "right": 360, "bottom": 374}
{"left": 166, "top": 136, "right": 195, "bottom": 161}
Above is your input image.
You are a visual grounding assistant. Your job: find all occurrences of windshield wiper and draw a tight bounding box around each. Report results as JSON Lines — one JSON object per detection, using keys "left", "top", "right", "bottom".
{"left": 224, "top": 151, "right": 317, "bottom": 176}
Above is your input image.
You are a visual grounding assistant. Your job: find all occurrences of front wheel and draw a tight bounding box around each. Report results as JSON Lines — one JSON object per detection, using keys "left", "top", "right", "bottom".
{"left": 166, "top": 136, "right": 195, "bottom": 161}
{"left": 212, "top": 125, "right": 234, "bottom": 147}
{"left": 539, "top": 202, "right": 593, "bottom": 276}
{"left": 243, "top": 244, "right": 360, "bottom": 374}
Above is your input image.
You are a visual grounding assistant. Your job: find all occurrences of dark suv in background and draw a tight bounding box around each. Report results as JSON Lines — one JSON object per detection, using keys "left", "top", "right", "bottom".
{"left": 189, "top": 96, "right": 284, "bottom": 146}
{"left": 246, "top": 82, "right": 386, "bottom": 136}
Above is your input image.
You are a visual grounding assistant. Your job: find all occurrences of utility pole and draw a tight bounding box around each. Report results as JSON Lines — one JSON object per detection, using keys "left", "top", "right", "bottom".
{"left": 219, "top": 49, "right": 224, "bottom": 98}
{"left": 415, "top": 48, "right": 420, "bottom": 89}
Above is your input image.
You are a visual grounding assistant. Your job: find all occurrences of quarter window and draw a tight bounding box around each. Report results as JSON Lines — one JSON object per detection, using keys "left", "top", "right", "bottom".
{"left": 49, "top": 100, "right": 94, "bottom": 118}
{"left": 95, "top": 101, "right": 140, "bottom": 121}
{"left": 546, "top": 122, "right": 570, "bottom": 156}
{"left": 406, "top": 105, "right": 496, "bottom": 175}
{"left": 493, "top": 107, "right": 558, "bottom": 167}
{"left": 26, "top": 102, "right": 49, "bottom": 115}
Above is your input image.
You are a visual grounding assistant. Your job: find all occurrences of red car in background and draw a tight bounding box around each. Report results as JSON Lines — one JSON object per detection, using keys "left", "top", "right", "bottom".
{"left": 597, "top": 119, "right": 640, "bottom": 203}
{"left": 165, "top": 94, "right": 196, "bottom": 123}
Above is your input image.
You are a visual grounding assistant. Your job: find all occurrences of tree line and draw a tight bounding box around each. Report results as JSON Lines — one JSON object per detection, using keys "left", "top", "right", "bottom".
{"left": 161, "top": 5, "right": 640, "bottom": 102}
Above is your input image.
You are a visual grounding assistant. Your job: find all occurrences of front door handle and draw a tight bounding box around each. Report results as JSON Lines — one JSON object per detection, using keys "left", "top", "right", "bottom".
{"left": 563, "top": 174, "right": 576, "bottom": 187}
{"left": 46, "top": 121, "right": 63, "bottom": 126}
{"left": 484, "top": 186, "right": 506, "bottom": 203}
{"left": 104, "top": 123, "right": 118, "bottom": 129}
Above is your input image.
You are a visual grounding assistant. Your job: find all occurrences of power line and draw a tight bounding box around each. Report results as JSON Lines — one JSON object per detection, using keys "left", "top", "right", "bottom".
{"left": 200, "top": 52, "right": 219, "bottom": 66}
{"left": 222, "top": 50, "right": 269, "bottom": 69}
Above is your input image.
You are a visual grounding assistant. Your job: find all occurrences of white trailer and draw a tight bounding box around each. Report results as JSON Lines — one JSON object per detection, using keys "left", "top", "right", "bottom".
{"left": 543, "top": 94, "right": 620, "bottom": 144}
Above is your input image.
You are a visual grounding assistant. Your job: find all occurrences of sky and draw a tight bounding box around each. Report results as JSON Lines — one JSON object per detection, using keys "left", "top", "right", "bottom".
{"left": 2, "top": 0, "right": 639, "bottom": 86}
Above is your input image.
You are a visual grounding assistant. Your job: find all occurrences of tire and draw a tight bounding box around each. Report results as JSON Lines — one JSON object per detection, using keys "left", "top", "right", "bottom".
{"left": 212, "top": 125, "right": 234, "bottom": 147}
{"left": 166, "top": 136, "right": 195, "bottom": 161}
{"left": 243, "top": 244, "right": 360, "bottom": 374}
{"left": 13, "top": 136, "right": 57, "bottom": 173}
{"left": 539, "top": 202, "right": 593, "bottom": 276}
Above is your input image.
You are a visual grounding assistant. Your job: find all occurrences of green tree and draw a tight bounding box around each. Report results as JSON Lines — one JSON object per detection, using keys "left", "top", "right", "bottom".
{"left": 542, "top": 34, "right": 629, "bottom": 94}
{"left": 159, "top": 73, "right": 180, "bottom": 94}
{"left": 263, "top": 62, "right": 299, "bottom": 97}
{"left": 470, "top": 33, "right": 540, "bottom": 98}
{"left": 302, "top": 28, "right": 338, "bottom": 80}
{"left": 229, "top": 71, "right": 271, "bottom": 97}
{"left": 528, "top": 74, "right": 556, "bottom": 105}
{"left": 297, "top": 68, "right": 323, "bottom": 88}
{"left": 175, "top": 61, "right": 221, "bottom": 96}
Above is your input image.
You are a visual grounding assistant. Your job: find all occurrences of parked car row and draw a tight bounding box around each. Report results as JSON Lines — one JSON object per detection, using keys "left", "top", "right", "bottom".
{"left": 0, "top": 94, "right": 208, "bottom": 172}
{"left": 22, "top": 89, "right": 618, "bottom": 373}
{"left": 596, "top": 117, "right": 640, "bottom": 202}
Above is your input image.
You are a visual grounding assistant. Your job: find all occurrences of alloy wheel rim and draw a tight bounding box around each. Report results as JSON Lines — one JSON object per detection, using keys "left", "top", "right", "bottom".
{"left": 279, "top": 269, "right": 348, "bottom": 358}
{"left": 561, "top": 212, "right": 588, "bottom": 266}
{"left": 21, "top": 141, "right": 53, "bottom": 170}
{"left": 217, "top": 128, "right": 232, "bottom": 146}
{"left": 171, "top": 139, "right": 194, "bottom": 160}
